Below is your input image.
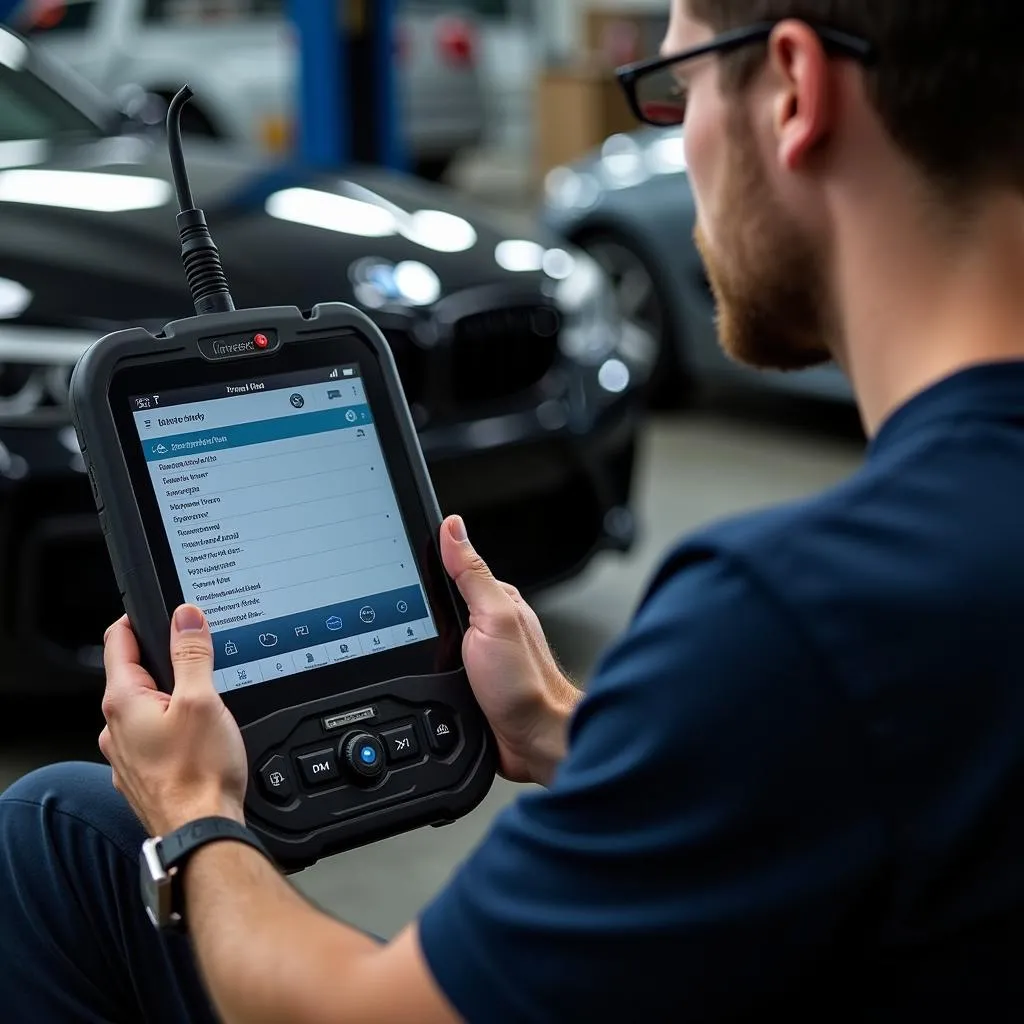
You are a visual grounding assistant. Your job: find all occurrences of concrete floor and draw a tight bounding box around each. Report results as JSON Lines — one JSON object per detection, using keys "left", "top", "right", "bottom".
{"left": 0, "top": 399, "right": 865, "bottom": 938}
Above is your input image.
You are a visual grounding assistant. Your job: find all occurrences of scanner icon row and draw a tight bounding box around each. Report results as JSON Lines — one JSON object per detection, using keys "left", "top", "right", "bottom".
{"left": 215, "top": 619, "right": 432, "bottom": 691}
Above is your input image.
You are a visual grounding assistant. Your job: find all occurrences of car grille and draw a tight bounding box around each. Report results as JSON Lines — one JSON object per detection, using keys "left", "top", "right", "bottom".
{"left": 450, "top": 304, "right": 561, "bottom": 408}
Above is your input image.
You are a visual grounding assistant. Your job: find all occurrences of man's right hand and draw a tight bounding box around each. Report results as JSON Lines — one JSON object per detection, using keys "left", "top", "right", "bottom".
{"left": 440, "top": 515, "right": 582, "bottom": 786}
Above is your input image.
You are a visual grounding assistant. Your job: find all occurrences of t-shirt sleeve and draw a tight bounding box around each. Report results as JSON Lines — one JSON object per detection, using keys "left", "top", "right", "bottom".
{"left": 417, "top": 554, "right": 885, "bottom": 1024}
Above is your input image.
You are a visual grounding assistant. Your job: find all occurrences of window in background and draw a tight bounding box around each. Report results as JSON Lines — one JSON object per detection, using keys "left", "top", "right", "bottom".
{"left": 0, "top": 65, "right": 102, "bottom": 141}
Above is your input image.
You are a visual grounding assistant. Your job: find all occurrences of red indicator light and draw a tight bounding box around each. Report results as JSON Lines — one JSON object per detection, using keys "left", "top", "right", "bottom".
{"left": 253, "top": 333, "right": 269, "bottom": 349}
{"left": 438, "top": 18, "right": 475, "bottom": 67}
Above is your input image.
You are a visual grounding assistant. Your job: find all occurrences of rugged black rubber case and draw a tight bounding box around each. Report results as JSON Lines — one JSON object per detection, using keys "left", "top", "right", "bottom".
{"left": 69, "top": 303, "right": 496, "bottom": 869}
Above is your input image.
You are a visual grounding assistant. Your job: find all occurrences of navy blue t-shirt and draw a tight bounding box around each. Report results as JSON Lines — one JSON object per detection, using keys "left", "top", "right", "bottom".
{"left": 419, "top": 363, "right": 1024, "bottom": 1022}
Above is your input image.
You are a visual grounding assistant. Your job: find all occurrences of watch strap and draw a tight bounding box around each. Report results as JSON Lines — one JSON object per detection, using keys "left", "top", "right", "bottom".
{"left": 159, "top": 816, "right": 269, "bottom": 873}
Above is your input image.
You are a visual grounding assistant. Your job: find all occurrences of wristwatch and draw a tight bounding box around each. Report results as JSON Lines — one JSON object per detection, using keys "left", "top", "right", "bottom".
{"left": 140, "top": 816, "right": 270, "bottom": 931}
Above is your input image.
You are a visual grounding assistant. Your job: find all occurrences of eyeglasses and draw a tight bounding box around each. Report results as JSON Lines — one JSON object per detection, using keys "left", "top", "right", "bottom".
{"left": 615, "top": 21, "right": 876, "bottom": 128}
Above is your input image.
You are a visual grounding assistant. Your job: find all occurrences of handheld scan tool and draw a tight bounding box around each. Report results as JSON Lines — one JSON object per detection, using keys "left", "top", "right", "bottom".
{"left": 70, "top": 88, "right": 496, "bottom": 870}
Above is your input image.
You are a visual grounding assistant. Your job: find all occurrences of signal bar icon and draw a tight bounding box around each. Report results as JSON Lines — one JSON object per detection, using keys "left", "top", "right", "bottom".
{"left": 328, "top": 368, "right": 339, "bottom": 379}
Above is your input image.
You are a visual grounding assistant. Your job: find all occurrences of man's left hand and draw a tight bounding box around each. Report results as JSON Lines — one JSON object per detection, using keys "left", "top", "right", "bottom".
{"left": 100, "top": 605, "right": 248, "bottom": 837}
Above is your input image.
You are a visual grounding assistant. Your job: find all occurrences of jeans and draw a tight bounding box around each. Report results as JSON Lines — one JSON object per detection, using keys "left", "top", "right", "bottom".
{"left": 0, "top": 761, "right": 219, "bottom": 1023}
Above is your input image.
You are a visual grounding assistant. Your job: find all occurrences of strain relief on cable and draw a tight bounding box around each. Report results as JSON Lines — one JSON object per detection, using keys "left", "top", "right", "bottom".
{"left": 176, "top": 208, "right": 235, "bottom": 316}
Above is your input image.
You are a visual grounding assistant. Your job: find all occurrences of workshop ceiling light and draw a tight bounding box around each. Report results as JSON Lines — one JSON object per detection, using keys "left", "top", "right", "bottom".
{"left": 265, "top": 187, "right": 399, "bottom": 237}
{"left": 600, "top": 134, "right": 648, "bottom": 189}
{"left": 542, "top": 248, "right": 576, "bottom": 280}
{"left": 401, "top": 209, "right": 477, "bottom": 253}
{"left": 598, "top": 358, "right": 631, "bottom": 394}
{"left": 495, "top": 239, "right": 545, "bottom": 273}
{"left": 0, "top": 169, "right": 171, "bottom": 211}
{"left": 648, "top": 134, "right": 687, "bottom": 175}
{"left": 544, "top": 166, "right": 600, "bottom": 211}
{"left": 393, "top": 261, "right": 441, "bottom": 306}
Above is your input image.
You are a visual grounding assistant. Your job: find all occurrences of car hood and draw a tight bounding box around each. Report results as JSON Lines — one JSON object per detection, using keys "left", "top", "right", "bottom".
{"left": 0, "top": 132, "right": 566, "bottom": 329}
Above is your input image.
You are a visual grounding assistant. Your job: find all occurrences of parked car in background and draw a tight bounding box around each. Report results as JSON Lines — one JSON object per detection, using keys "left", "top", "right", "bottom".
{"left": 15, "top": 0, "right": 486, "bottom": 180}
{"left": 0, "top": 26, "right": 647, "bottom": 692}
{"left": 541, "top": 127, "right": 855, "bottom": 407}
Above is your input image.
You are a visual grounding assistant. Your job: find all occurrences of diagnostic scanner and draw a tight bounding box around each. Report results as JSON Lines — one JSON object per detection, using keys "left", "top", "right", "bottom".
{"left": 69, "top": 86, "right": 496, "bottom": 871}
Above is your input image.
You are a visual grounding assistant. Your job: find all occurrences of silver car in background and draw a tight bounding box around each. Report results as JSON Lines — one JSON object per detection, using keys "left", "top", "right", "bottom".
{"left": 542, "top": 127, "right": 855, "bottom": 408}
{"left": 17, "top": 0, "right": 486, "bottom": 179}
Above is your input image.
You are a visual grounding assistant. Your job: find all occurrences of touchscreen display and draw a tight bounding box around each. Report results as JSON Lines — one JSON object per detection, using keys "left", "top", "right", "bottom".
{"left": 129, "top": 363, "right": 439, "bottom": 693}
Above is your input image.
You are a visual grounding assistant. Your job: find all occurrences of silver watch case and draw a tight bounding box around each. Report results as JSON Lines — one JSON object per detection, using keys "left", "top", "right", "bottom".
{"left": 140, "top": 836, "right": 180, "bottom": 929}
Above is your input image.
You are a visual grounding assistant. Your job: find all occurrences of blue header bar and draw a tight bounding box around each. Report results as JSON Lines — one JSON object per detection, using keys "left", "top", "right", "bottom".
{"left": 145, "top": 404, "right": 372, "bottom": 462}
{"left": 211, "top": 583, "right": 429, "bottom": 671}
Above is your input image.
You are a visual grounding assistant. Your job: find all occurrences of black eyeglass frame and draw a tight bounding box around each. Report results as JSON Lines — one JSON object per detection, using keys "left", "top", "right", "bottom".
{"left": 615, "top": 21, "right": 877, "bottom": 128}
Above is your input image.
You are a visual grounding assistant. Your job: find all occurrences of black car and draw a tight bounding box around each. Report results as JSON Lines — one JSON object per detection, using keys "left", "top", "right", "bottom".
{"left": 0, "top": 28, "right": 647, "bottom": 693}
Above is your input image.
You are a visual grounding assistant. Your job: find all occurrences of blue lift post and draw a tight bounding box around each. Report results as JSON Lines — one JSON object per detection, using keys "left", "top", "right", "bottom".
{"left": 288, "top": 0, "right": 406, "bottom": 171}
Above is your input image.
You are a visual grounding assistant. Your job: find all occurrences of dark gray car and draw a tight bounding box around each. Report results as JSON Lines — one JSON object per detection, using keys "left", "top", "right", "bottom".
{"left": 0, "top": 27, "right": 647, "bottom": 693}
{"left": 541, "top": 127, "right": 854, "bottom": 406}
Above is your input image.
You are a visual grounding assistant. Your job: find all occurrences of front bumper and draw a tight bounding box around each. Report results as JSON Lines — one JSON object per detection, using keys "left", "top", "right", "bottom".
{"left": 0, "top": 392, "right": 638, "bottom": 695}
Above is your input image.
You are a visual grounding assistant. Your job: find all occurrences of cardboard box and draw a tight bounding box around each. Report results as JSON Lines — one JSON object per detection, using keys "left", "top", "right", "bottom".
{"left": 584, "top": 6, "right": 669, "bottom": 68}
{"left": 535, "top": 62, "right": 638, "bottom": 182}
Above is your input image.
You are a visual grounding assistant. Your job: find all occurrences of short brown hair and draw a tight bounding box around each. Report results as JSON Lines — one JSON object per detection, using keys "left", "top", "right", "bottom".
{"left": 687, "top": 1, "right": 1024, "bottom": 200}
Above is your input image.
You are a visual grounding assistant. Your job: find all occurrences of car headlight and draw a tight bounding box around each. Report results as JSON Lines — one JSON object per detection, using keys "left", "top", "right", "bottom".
{"left": 0, "top": 326, "right": 96, "bottom": 424}
{"left": 554, "top": 253, "right": 622, "bottom": 365}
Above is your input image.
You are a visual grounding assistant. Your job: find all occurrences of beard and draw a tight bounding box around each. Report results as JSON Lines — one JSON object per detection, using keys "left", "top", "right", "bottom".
{"left": 693, "top": 110, "right": 837, "bottom": 372}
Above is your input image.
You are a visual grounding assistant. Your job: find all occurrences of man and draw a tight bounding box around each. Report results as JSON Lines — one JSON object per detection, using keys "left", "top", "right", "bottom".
{"left": 4, "top": 0, "right": 1024, "bottom": 1019}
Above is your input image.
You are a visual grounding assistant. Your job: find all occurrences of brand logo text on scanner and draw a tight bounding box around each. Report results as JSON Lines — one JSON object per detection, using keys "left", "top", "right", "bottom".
{"left": 199, "top": 331, "right": 277, "bottom": 360}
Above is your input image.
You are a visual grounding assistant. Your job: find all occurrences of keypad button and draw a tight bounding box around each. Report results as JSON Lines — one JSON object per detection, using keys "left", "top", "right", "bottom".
{"left": 258, "top": 754, "right": 295, "bottom": 803}
{"left": 381, "top": 724, "right": 419, "bottom": 762}
{"left": 341, "top": 732, "right": 386, "bottom": 781}
{"left": 423, "top": 707, "right": 458, "bottom": 756}
{"left": 297, "top": 748, "right": 340, "bottom": 787}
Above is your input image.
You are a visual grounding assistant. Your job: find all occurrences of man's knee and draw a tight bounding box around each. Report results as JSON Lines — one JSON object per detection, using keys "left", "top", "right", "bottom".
{"left": 0, "top": 760, "right": 145, "bottom": 865}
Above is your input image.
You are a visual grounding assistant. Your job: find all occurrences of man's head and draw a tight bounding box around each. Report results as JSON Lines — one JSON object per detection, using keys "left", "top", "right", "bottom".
{"left": 664, "top": 0, "right": 1024, "bottom": 372}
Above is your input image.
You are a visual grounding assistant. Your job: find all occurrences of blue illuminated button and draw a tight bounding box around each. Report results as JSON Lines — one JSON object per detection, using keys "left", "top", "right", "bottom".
{"left": 341, "top": 732, "right": 386, "bottom": 781}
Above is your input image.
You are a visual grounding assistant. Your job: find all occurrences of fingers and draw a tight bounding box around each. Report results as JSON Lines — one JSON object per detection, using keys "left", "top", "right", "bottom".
{"left": 102, "top": 617, "right": 157, "bottom": 722}
{"left": 103, "top": 616, "right": 141, "bottom": 681}
{"left": 98, "top": 724, "right": 113, "bottom": 764}
{"left": 440, "top": 516, "right": 508, "bottom": 618}
{"left": 169, "top": 605, "right": 217, "bottom": 701}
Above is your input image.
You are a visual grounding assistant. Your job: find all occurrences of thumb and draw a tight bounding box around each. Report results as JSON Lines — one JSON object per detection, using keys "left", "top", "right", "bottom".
{"left": 169, "top": 604, "right": 216, "bottom": 698}
{"left": 440, "top": 515, "right": 507, "bottom": 617}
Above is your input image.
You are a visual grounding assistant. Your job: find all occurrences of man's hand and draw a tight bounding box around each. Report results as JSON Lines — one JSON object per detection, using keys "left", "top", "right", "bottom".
{"left": 100, "top": 606, "right": 247, "bottom": 837}
{"left": 440, "top": 515, "right": 582, "bottom": 786}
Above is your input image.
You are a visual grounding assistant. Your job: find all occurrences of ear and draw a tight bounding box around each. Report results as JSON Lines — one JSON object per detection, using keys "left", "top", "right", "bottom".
{"left": 766, "top": 20, "right": 833, "bottom": 171}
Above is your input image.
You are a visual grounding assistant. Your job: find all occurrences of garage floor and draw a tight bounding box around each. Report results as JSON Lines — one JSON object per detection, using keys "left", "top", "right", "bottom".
{"left": 0, "top": 399, "right": 864, "bottom": 938}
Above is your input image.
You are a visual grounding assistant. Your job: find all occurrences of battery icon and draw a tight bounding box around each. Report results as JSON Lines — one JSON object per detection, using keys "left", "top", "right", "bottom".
{"left": 342, "top": 368, "right": 355, "bottom": 377}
